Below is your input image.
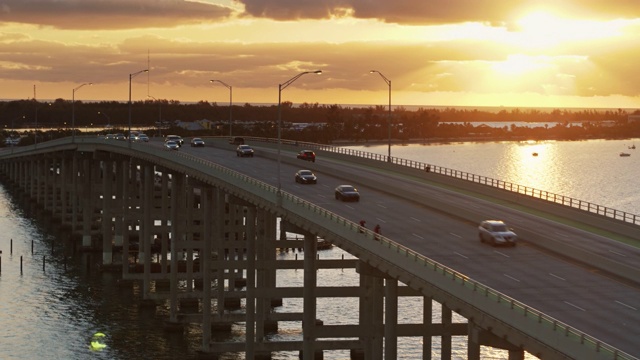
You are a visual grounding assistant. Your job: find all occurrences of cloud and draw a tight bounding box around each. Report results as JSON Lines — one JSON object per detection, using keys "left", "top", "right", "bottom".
{"left": 0, "top": 0, "right": 232, "bottom": 30}
{"left": 237, "top": 0, "right": 640, "bottom": 24}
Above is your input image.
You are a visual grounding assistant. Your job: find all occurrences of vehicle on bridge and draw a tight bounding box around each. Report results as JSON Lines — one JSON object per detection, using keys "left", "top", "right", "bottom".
{"left": 297, "top": 150, "right": 316, "bottom": 162}
{"left": 164, "top": 141, "right": 179, "bottom": 151}
{"left": 190, "top": 138, "right": 205, "bottom": 147}
{"left": 295, "top": 170, "right": 317, "bottom": 184}
{"left": 335, "top": 185, "right": 360, "bottom": 202}
{"left": 236, "top": 144, "right": 254, "bottom": 157}
{"left": 478, "top": 220, "right": 517, "bottom": 246}
{"left": 165, "top": 135, "right": 184, "bottom": 147}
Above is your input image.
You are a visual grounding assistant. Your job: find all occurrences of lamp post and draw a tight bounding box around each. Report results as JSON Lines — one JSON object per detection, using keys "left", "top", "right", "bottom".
{"left": 276, "top": 70, "right": 322, "bottom": 196}
{"left": 129, "top": 69, "right": 148, "bottom": 145}
{"left": 35, "top": 102, "right": 51, "bottom": 147}
{"left": 370, "top": 70, "right": 392, "bottom": 162}
{"left": 72, "top": 82, "right": 92, "bottom": 142}
{"left": 209, "top": 80, "right": 233, "bottom": 136}
{"left": 148, "top": 96, "right": 162, "bottom": 137}
{"left": 98, "top": 111, "right": 111, "bottom": 128}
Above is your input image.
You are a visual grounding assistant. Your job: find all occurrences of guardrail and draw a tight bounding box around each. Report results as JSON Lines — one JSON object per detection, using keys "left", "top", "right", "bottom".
{"left": 0, "top": 137, "right": 635, "bottom": 359}
{"left": 230, "top": 136, "right": 639, "bottom": 226}
{"left": 157, "top": 142, "right": 638, "bottom": 360}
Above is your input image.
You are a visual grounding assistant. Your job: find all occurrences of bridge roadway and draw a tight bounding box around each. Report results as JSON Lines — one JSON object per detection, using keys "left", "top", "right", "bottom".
{"left": 157, "top": 138, "right": 640, "bottom": 358}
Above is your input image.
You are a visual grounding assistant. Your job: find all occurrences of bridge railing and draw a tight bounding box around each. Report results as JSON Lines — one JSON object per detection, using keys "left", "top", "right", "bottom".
{"left": 2, "top": 137, "right": 634, "bottom": 359}
{"left": 157, "top": 144, "right": 633, "bottom": 360}
{"left": 233, "top": 136, "right": 639, "bottom": 226}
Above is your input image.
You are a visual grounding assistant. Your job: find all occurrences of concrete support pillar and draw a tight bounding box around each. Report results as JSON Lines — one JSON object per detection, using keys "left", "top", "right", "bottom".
{"left": 441, "top": 303, "right": 453, "bottom": 360}
{"left": 113, "top": 159, "right": 125, "bottom": 247}
{"left": 302, "top": 232, "right": 317, "bottom": 360}
{"left": 160, "top": 172, "right": 170, "bottom": 274}
{"left": 102, "top": 159, "right": 114, "bottom": 265}
{"left": 215, "top": 189, "right": 226, "bottom": 318}
{"left": 245, "top": 205, "right": 257, "bottom": 359}
{"left": 142, "top": 163, "right": 154, "bottom": 297}
{"left": 71, "top": 154, "right": 79, "bottom": 237}
{"left": 384, "top": 278, "right": 398, "bottom": 360}
{"left": 82, "top": 157, "right": 92, "bottom": 248}
{"left": 468, "top": 321, "right": 481, "bottom": 360}
{"left": 169, "top": 172, "right": 185, "bottom": 322}
{"left": 201, "top": 186, "right": 213, "bottom": 352}
{"left": 423, "top": 296, "right": 433, "bottom": 360}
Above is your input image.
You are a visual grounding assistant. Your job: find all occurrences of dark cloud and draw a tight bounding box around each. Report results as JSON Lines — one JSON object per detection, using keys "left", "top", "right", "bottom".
{"left": 0, "top": 0, "right": 232, "bottom": 30}
{"left": 236, "top": 0, "right": 640, "bottom": 24}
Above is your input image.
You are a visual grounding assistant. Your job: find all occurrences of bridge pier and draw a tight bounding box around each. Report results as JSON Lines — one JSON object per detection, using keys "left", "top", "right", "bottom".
{"left": 0, "top": 142, "right": 566, "bottom": 359}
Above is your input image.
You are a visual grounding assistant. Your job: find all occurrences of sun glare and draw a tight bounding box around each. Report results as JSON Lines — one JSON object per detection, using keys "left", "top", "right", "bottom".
{"left": 515, "top": 11, "right": 621, "bottom": 48}
{"left": 492, "top": 54, "right": 548, "bottom": 76}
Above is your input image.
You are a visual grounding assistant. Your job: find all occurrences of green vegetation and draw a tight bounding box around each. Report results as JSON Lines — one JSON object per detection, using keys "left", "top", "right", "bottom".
{"left": 2, "top": 99, "right": 639, "bottom": 146}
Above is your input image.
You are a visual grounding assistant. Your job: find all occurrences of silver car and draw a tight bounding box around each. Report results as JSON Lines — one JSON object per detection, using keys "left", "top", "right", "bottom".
{"left": 478, "top": 220, "right": 517, "bottom": 247}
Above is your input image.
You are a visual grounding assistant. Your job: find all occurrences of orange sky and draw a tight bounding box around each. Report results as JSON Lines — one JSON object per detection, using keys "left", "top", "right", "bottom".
{"left": 1, "top": 0, "right": 640, "bottom": 109}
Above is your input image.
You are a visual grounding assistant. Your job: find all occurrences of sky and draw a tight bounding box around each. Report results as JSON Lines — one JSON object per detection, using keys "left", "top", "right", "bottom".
{"left": 1, "top": 0, "right": 640, "bottom": 109}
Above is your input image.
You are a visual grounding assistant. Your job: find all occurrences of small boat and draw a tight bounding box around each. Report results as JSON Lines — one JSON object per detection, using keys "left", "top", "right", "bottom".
{"left": 532, "top": 152, "right": 538, "bottom": 157}
{"left": 629, "top": 144, "right": 636, "bottom": 149}
{"left": 620, "top": 152, "right": 631, "bottom": 157}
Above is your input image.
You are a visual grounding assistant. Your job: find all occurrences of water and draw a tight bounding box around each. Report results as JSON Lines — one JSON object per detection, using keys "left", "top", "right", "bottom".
{"left": 1, "top": 139, "right": 636, "bottom": 359}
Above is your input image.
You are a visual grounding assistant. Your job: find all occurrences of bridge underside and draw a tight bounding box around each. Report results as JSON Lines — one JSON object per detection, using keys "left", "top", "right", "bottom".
{"left": 0, "top": 149, "right": 535, "bottom": 359}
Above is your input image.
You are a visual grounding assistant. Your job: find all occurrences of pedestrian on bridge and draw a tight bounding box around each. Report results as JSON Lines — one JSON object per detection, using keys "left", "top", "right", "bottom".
{"left": 359, "top": 220, "right": 366, "bottom": 233}
{"left": 374, "top": 224, "right": 381, "bottom": 240}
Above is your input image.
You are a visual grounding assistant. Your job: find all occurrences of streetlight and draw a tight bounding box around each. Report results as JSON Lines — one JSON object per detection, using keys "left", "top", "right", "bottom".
{"left": 209, "top": 80, "right": 233, "bottom": 136}
{"left": 148, "top": 96, "right": 162, "bottom": 137}
{"left": 129, "top": 69, "right": 148, "bottom": 144}
{"left": 35, "top": 102, "right": 51, "bottom": 147}
{"left": 276, "top": 70, "right": 322, "bottom": 196}
{"left": 370, "top": 70, "right": 392, "bottom": 162}
{"left": 98, "top": 111, "right": 111, "bottom": 128}
{"left": 72, "top": 82, "right": 93, "bottom": 142}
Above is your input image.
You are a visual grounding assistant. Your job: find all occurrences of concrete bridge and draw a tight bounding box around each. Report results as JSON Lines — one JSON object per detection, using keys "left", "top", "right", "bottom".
{"left": 0, "top": 136, "right": 637, "bottom": 360}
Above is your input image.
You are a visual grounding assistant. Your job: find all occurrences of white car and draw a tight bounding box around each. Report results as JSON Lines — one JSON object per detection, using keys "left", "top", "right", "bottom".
{"left": 478, "top": 220, "right": 517, "bottom": 247}
{"left": 137, "top": 134, "right": 149, "bottom": 142}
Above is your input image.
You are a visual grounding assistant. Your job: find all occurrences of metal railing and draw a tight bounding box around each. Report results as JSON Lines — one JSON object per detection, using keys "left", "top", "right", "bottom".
{"left": 234, "top": 136, "right": 639, "bottom": 226}
{"left": 0, "top": 137, "right": 636, "bottom": 359}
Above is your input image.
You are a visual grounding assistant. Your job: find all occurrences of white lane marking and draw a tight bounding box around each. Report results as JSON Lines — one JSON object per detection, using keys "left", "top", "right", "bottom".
{"left": 317, "top": 195, "right": 326, "bottom": 198}
{"left": 410, "top": 217, "right": 421, "bottom": 222}
{"left": 564, "top": 301, "right": 586, "bottom": 311}
{"left": 321, "top": 184, "right": 330, "bottom": 188}
{"left": 376, "top": 218, "right": 387, "bottom": 224}
{"left": 345, "top": 205, "right": 354, "bottom": 210}
{"left": 450, "top": 233, "right": 462, "bottom": 238}
{"left": 454, "top": 252, "right": 468, "bottom": 259}
{"left": 377, "top": 204, "right": 387, "bottom": 209}
{"left": 504, "top": 274, "right": 520, "bottom": 282}
{"left": 555, "top": 232, "right": 569, "bottom": 238}
{"left": 549, "top": 273, "right": 566, "bottom": 281}
{"left": 609, "top": 250, "right": 627, "bottom": 257}
{"left": 412, "top": 233, "right": 424, "bottom": 240}
{"left": 494, "top": 251, "right": 510, "bottom": 258}
{"left": 615, "top": 301, "right": 637, "bottom": 311}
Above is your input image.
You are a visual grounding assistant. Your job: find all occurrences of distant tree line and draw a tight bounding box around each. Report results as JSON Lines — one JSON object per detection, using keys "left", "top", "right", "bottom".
{"left": 1, "top": 99, "right": 639, "bottom": 146}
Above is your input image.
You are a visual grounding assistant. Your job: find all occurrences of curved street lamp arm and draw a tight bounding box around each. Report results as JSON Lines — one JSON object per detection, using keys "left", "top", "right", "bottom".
{"left": 370, "top": 70, "right": 390, "bottom": 86}
{"left": 280, "top": 70, "right": 322, "bottom": 91}
{"left": 210, "top": 79, "right": 231, "bottom": 89}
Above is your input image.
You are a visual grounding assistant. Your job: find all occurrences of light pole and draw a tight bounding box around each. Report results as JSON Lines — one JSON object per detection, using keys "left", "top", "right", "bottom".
{"left": 35, "top": 102, "right": 51, "bottom": 147}
{"left": 129, "top": 69, "right": 148, "bottom": 144}
{"left": 98, "top": 111, "right": 110, "bottom": 128}
{"left": 209, "top": 80, "right": 232, "bottom": 136}
{"left": 276, "top": 70, "right": 322, "bottom": 196}
{"left": 72, "top": 82, "right": 92, "bottom": 142}
{"left": 370, "top": 70, "right": 392, "bottom": 162}
{"left": 148, "top": 96, "right": 162, "bottom": 137}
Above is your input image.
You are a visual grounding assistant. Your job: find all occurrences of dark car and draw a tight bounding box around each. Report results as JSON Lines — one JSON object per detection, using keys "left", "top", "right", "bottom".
{"left": 295, "top": 170, "right": 317, "bottom": 184}
{"left": 229, "top": 136, "right": 244, "bottom": 145}
{"left": 335, "top": 185, "right": 360, "bottom": 202}
{"left": 165, "top": 135, "right": 184, "bottom": 147}
{"left": 236, "top": 144, "right": 254, "bottom": 157}
{"left": 190, "top": 138, "right": 205, "bottom": 147}
{"left": 297, "top": 150, "right": 316, "bottom": 162}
